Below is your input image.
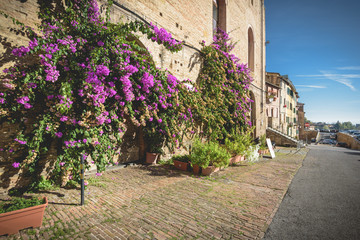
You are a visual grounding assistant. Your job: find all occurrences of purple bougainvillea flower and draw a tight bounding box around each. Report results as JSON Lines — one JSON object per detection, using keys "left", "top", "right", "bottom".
{"left": 95, "top": 172, "right": 102, "bottom": 176}
{"left": 12, "top": 162, "right": 20, "bottom": 168}
{"left": 59, "top": 162, "right": 65, "bottom": 166}
{"left": 60, "top": 116, "right": 68, "bottom": 122}
{"left": 97, "top": 41, "right": 104, "bottom": 46}
{"left": 24, "top": 103, "right": 33, "bottom": 109}
{"left": 157, "top": 118, "right": 162, "bottom": 123}
{"left": 55, "top": 132, "right": 63, "bottom": 138}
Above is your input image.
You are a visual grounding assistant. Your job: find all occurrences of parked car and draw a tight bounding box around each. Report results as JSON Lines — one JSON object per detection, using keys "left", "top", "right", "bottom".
{"left": 336, "top": 142, "right": 348, "bottom": 148}
{"left": 319, "top": 139, "right": 336, "bottom": 145}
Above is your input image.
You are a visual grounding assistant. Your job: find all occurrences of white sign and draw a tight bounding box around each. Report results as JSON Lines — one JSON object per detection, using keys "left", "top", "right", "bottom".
{"left": 266, "top": 138, "right": 276, "bottom": 159}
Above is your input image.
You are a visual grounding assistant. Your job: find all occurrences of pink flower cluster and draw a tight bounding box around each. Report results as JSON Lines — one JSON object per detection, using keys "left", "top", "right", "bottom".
{"left": 16, "top": 96, "right": 32, "bottom": 109}
{"left": 149, "top": 22, "right": 183, "bottom": 50}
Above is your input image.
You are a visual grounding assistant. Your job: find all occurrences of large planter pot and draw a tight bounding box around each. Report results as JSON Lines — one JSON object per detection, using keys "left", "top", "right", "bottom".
{"left": 173, "top": 160, "right": 189, "bottom": 171}
{"left": 192, "top": 164, "right": 200, "bottom": 174}
{"left": 0, "top": 197, "right": 48, "bottom": 236}
{"left": 258, "top": 149, "right": 266, "bottom": 155}
{"left": 145, "top": 152, "right": 160, "bottom": 164}
{"left": 201, "top": 166, "right": 220, "bottom": 176}
{"left": 229, "top": 155, "right": 242, "bottom": 164}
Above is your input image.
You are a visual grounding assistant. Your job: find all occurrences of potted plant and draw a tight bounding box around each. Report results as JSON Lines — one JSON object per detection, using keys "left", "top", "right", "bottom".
{"left": 267, "top": 94, "right": 275, "bottom": 103}
{"left": 144, "top": 129, "right": 165, "bottom": 164}
{"left": 172, "top": 154, "right": 190, "bottom": 171}
{"left": 190, "top": 138, "right": 230, "bottom": 175}
{"left": 0, "top": 196, "right": 48, "bottom": 236}
{"left": 225, "top": 132, "right": 253, "bottom": 164}
{"left": 258, "top": 134, "right": 268, "bottom": 155}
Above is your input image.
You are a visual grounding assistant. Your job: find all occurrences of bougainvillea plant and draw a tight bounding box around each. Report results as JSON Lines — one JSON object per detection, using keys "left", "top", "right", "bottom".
{"left": 0, "top": 0, "right": 195, "bottom": 184}
{"left": 0, "top": 0, "right": 254, "bottom": 187}
{"left": 194, "top": 28, "right": 254, "bottom": 141}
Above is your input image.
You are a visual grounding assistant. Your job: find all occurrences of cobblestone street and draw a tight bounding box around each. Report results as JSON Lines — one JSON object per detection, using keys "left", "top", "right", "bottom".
{"left": 1, "top": 148, "right": 308, "bottom": 240}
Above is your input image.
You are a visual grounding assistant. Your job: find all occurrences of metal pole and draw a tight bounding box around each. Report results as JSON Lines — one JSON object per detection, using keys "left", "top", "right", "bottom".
{"left": 80, "top": 157, "right": 84, "bottom": 205}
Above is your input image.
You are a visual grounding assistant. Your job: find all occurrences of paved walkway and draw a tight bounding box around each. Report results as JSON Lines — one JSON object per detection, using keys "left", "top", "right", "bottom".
{"left": 1, "top": 148, "right": 308, "bottom": 240}
{"left": 263, "top": 145, "right": 360, "bottom": 239}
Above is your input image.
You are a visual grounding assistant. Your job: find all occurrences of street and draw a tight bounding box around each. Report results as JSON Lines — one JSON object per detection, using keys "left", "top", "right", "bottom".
{"left": 263, "top": 144, "right": 360, "bottom": 239}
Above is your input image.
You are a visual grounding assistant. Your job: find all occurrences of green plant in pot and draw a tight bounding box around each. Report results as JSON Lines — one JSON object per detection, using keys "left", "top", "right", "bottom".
{"left": 258, "top": 134, "right": 268, "bottom": 154}
{"left": 225, "top": 137, "right": 246, "bottom": 164}
{"left": 0, "top": 196, "right": 48, "bottom": 236}
{"left": 190, "top": 138, "right": 230, "bottom": 175}
{"left": 172, "top": 154, "right": 191, "bottom": 171}
{"left": 144, "top": 128, "right": 165, "bottom": 164}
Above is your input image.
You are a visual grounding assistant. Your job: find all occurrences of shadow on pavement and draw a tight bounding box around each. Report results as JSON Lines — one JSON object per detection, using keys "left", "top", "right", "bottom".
{"left": 344, "top": 151, "right": 360, "bottom": 156}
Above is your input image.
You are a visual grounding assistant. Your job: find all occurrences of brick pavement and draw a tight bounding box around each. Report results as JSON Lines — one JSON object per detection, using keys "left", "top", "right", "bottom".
{"left": 1, "top": 148, "right": 308, "bottom": 240}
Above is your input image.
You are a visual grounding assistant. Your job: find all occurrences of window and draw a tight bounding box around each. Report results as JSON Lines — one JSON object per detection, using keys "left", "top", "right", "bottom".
{"left": 248, "top": 27, "right": 254, "bottom": 71}
{"left": 286, "top": 117, "right": 289, "bottom": 123}
{"left": 251, "top": 0, "right": 254, "bottom": 6}
{"left": 290, "top": 103, "right": 292, "bottom": 110}
{"left": 213, "top": 0, "right": 227, "bottom": 32}
{"left": 213, "top": 1, "right": 218, "bottom": 31}
{"left": 294, "top": 117, "right": 297, "bottom": 123}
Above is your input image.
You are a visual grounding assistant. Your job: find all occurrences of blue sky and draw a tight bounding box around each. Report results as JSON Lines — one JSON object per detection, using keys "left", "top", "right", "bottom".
{"left": 265, "top": 0, "right": 360, "bottom": 124}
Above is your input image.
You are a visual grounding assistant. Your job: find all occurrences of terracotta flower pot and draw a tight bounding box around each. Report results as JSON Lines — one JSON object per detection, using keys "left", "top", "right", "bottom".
{"left": 173, "top": 160, "right": 189, "bottom": 171}
{"left": 229, "top": 155, "right": 242, "bottom": 164}
{"left": 146, "top": 152, "right": 160, "bottom": 164}
{"left": 0, "top": 197, "right": 48, "bottom": 236}
{"left": 192, "top": 164, "right": 200, "bottom": 174}
{"left": 201, "top": 166, "right": 220, "bottom": 176}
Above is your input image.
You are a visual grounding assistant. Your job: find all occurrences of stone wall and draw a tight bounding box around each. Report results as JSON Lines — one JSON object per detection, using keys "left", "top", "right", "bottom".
{"left": 266, "top": 129, "right": 298, "bottom": 147}
{"left": 337, "top": 132, "right": 360, "bottom": 150}
{"left": 300, "top": 130, "right": 319, "bottom": 143}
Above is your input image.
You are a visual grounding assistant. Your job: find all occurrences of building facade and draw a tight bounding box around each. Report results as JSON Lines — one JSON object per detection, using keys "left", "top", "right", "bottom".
{"left": 281, "top": 75, "right": 299, "bottom": 138}
{"left": 106, "top": 0, "right": 267, "bottom": 137}
{"left": 297, "top": 102, "right": 305, "bottom": 140}
{"left": 265, "top": 73, "right": 281, "bottom": 130}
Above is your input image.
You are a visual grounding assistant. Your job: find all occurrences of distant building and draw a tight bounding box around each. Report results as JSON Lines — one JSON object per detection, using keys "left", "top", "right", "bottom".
{"left": 265, "top": 72, "right": 281, "bottom": 130}
{"left": 297, "top": 102, "right": 305, "bottom": 140}
{"left": 279, "top": 75, "right": 299, "bottom": 138}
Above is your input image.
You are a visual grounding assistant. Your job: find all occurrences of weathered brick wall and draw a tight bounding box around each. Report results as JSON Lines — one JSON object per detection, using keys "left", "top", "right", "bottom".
{"left": 111, "top": 0, "right": 266, "bottom": 137}
{"left": 0, "top": 0, "right": 266, "bottom": 192}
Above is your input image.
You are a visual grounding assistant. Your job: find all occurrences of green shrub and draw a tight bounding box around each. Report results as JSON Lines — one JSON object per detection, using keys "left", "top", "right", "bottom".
{"left": 259, "top": 134, "right": 267, "bottom": 150}
{"left": 190, "top": 138, "right": 230, "bottom": 168}
{"left": 171, "top": 154, "right": 191, "bottom": 163}
{"left": 0, "top": 197, "right": 45, "bottom": 214}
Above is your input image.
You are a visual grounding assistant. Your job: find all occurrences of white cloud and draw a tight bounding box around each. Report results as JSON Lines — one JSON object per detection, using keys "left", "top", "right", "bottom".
{"left": 320, "top": 71, "right": 356, "bottom": 91}
{"left": 296, "top": 71, "right": 358, "bottom": 91}
{"left": 296, "top": 85, "right": 326, "bottom": 89}
{"left": 337, "top": 66, "right": 360, "bottom": 70}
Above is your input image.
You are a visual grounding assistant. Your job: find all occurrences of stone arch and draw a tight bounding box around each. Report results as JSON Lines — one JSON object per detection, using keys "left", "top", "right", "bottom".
{"left": 248, "top": 27, "right": 255, "bottom": 72}
{"left": 249, "top": 91, "right": 257, "bottom": 138}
